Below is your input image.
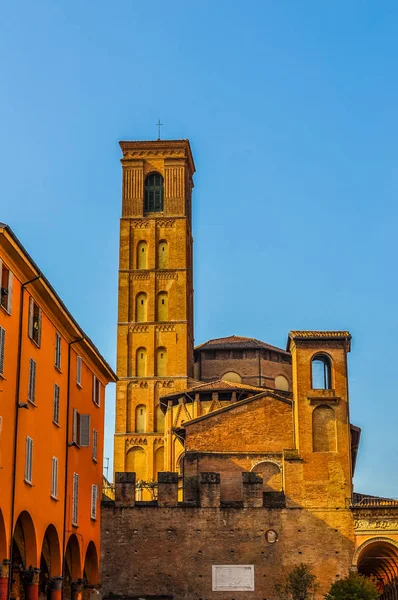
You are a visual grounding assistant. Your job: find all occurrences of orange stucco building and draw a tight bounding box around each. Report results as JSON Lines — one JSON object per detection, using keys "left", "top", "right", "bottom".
{"left": 0, "top": 223, "right": 116, "bottom": 600}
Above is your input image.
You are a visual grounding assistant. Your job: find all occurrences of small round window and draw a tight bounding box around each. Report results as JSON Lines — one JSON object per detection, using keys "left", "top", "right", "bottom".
{"left": 265, "top": 529, "right": 278, "bottom": 544}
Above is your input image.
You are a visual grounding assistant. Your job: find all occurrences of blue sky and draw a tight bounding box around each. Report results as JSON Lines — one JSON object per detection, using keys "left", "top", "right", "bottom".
{"left": 1, "top": 1, "right": 397, "bottom": 495}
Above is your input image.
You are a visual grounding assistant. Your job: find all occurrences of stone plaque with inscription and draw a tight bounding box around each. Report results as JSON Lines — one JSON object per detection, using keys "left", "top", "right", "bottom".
{"left": 212, "top": 565, "right": 255, "bottom": 591}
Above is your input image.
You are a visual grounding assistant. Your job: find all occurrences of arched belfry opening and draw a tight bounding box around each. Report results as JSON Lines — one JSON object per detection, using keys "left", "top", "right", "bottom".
{"left": 355, "top": 538, "right": 398, "bottom": 599}
{"left": 311, "top": 353, "right": 332, "bottom": 390}
{"left": 144, "top": 173, "right": 164, "bottom": 214}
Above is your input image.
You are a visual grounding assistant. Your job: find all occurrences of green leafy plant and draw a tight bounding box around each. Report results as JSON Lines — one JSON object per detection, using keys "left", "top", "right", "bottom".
{"left": 324, "top": 572, "right": 380, "bottom": 600}
{"left": 275, "top": 563, "right": 319, "bottom": 600}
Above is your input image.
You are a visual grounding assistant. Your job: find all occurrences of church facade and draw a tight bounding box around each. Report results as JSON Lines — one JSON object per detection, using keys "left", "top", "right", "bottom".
{"left": 104, "top": 139, "right": 398, "bottom": 600}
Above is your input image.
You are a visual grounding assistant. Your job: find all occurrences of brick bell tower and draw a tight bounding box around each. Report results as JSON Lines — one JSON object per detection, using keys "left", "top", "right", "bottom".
{"left": 114, "top": 139, "right": 195, "bottom": 483}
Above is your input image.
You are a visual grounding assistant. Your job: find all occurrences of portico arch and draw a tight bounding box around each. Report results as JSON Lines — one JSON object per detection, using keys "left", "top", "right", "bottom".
{"left": 64, "top": 533, "right": 82, "bottom": 582}
{"left": 83, "top": 541, "right": 99, "bottom": 585}
{"left": 40, "top": 524, "right": 61, "bottom": 577}
{"left": 353, "top": 537, "right": 398, "bottom": 598}
{"left": 13, "top": 511, "right": 38, "bottom": 569}
{"left": 0, "top": 508, "right": 7, "bottom": 561}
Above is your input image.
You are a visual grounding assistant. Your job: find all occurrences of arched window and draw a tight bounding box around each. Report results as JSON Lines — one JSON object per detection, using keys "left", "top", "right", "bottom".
{"left": 158, "top": 240, "right": 168, "bottom": 269}
{"left": 252, "top": 461, "right": 282, "bottom": 492}
{"left": 144, "top": 173, "right": 164, "bottom": 214}
{"left": 312, "top": 405, "right": 337, "bottom": 452}
{"left": 154, "top": 405, "right": 165, "bottom": 433}
{"left": 137, "top": 241, "right": 148, "bottom": 269}
{"left": 136, "top": 347, "right": 147, "bottom": 377}
{"left": 156, "top": 347, "right": 167, "bottom": 377}
{"left": 135, "top": 293, "right": 147, "bottom": 322}
{"left": 126, "top": 446, "right": 146, "bottom": 480}
{"left": 154, "top": 446, "right": 164, "bottom": 476}
{"left": 157, "top": 292, "right": 168, "bottom": 321}
{"left": 135, "top": 405, "right": 146, "bottom": 433}
{"left": 222, "top": 371, "right": 242, "bottom": 383}
{"left": 275, "top": 375, "right": 289, "bottom": 391}
{"left": 311, "top": 354, "right": 332, "bottom": 390}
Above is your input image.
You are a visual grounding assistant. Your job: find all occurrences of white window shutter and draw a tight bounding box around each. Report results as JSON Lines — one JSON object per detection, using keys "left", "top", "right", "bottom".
{"left": 37, "top": 308, "right": 42, "bottom": 346}
{"left": 92, "top": 429, "right": 98, "bottom": 462}
{"left": 28, "top": 297, "right": 34, "bottom": 339}
{"left": 91, "top": 484, "right": 98, "bottom": 519}
{"left": 53, "top": 384, "right": 60, "bottom": 424}
{"left": 79, "top": 414, "right": 90, "bottom": 447}
{"left": 28, "top": 358, "right": 36, "bottom": 403}
{"left": 25, "top": 436, "right": 33, "bottom": 483}
{"left": 72, "top": 473, "right": 79, "bottom": 526}
{"left": 51, "top": 456, "right": 58, "bottom": 498}
{"left": 7, "top": 271, "right": 13, "bottom": 314}
{"left": 0, "top": 327, "right": 5, "bottom": 376}
{"left": 72, "top": 409, "right": 78, "bottom": 443}
{"left": 76, "top": 356, "right": 82, "bottom": 386}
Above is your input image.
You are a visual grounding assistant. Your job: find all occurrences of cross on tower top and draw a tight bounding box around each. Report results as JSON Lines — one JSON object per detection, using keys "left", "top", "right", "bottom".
{"left": 156, "top": 119, "right": 163, "bottom": 140}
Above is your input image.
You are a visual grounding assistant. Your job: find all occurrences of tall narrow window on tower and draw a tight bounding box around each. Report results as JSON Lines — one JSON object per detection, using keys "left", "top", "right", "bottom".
{"left": 157, "top": 292, "right": 168, "bottom": 321}
{"left": 158, "top": 240, "right": 168, "bottom": 269}
{"left": 137, "top": 241, "right": 148, "bottom": 269}
{"left": 144, "top": 173, "right": 164, "bottom": 214}
{"left": 311, "top": 354, "right": 332, "bottom": 390}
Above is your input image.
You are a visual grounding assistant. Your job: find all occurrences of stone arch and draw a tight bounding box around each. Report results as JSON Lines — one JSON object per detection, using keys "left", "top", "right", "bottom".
{"left": 251, "top": 461, "right": 282, "bottom": 492}
{"left": 83, "top": 541, "right": 99, "bottom": 585}
{"left": 135, "top": 404, "right": 146, "bottom": 433}
{"left": 157, "top": 292, "right": 168, "bottom": 322}
{"left": 0, "top": 507, "right": 7, "bottom": 561}
{"left": 275, "top": 374, "right": 289, "bottom": 391}
{"left": 158, "top": 240, "right": 168, "bottom": 269}
{"left": 154, "top": 404, "right": 165, "bottom": 433}
{"left": 40, "top": 524, "right": 61, "bottom": 577}
{"left": 13, "top": 511, "right": 38, "bottom": 568}
{"left": 126, "top": 446, "right": 146, "bottom": 481}
{"left": 154, "top": 447, "right": 164, "bottom": 476}
{"left": 135, "top": 293, "right": 147, "bottom": 323}
{"left": 136, "top": 347, "right": 147, "bottom": 377}
{"left": 176, "top": 452, "right": 184, "bottom": 475}
{"left": 312, "top": 405, "right": 337, "bottom": 452}
{"left": 353, "top": 537, "right": 398, "bottom": 593}
{"left": 173, "top": 436, "right": 184, "bottom": 468}
{"left": 137, "top": 241, "right": 148, "bottom": 269}
{"left": 222, "top": 371, "right": 242, "bottom": 383}
{"left": 156, "top": 347, "right": 167, "bottom": 377}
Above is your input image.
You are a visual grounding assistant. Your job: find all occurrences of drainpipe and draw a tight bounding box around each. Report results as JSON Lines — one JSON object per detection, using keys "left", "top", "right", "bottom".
{"left": 8, "top": 274, "right": 41, "bottom": 600}
{"left": 61, "top": 337, "right": 84, "bottom": 588}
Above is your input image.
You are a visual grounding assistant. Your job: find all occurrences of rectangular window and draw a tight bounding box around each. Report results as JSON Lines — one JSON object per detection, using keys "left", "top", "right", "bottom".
{"left": 92, "top": 429, "right": 98, "bottom": 462}
{"left": 51, "top": 456, "right": 58, "bottom": 499}
{"left": 92, "top": 375, "right": 101, "bottom": 407}
{"left": 28, "top": 358, "right": 36, "bottom": 404}
{"left": 0, "top": 260, "right": 13, "bottom": 314}
{"left": 91, "top": 484, "right": 98, "bottom": 520}
{"left": 25, "top": 436, "right": 33, "bottom": 484}
{"left": 72, "top": 409, "right": 90, "bottom": 447}
{"left": 53, "top": 383, "right": 60, "bottom": 425}
{"left": 55, "top": 333, "right": 61, "bottom": 369}
{"left": 72, "top": 473, "right": 79, "bottom": 526}
{"left": 76, "top": 356, "right": 82, "bottom": 387}
{"left": 28, "top": 296, "right": 42, "bottom": 346}
{"left": 0, "top": 326, "right": 5, "bottom": 376}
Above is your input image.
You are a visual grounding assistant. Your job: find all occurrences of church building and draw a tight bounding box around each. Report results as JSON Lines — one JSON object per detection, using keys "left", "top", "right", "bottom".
{"left": 103, "top": 138, "right": 398, "bottom": 600}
